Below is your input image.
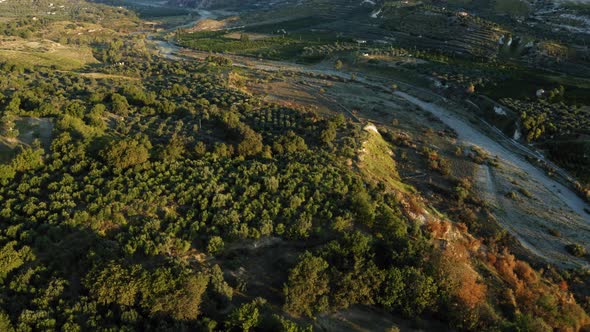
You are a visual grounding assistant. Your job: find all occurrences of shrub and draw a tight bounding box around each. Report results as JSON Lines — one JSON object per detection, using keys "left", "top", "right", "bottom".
{"left": 505, "top": 191, "right": 518, "bottom": 200}
{"left": 111, "top": 93, "right": 130, "bottom": 116}
{"left": 207, "top": 236, "right": 225, "bottom": 255}
{"left": 518, "top": 188, "right": 533, "bottom": 199}
{"left": 400, "top": 267, "right": 438, "bottom": 317}
{"left": 565, "top": 244, "right": 587, "bottom": 257}
{"left": 283, "top": 252, "right": 330, "bottom": 317}
{"left": 101, "top": 138, "right": 150, "bottom": 169}
{"left": 225, "top": 298, "right": 266, "bottom": 332}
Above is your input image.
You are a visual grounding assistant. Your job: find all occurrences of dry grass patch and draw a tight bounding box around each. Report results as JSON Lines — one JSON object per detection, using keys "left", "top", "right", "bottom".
{"left": 356, "top": 124, "right": 412, "bottom": 192}
{"left": 0, "top": 37, "right": 97, "bottom": 69}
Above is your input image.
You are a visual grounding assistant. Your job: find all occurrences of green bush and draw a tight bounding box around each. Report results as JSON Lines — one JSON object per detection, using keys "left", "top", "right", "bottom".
{"left": 565, "top": 244, "right": 587, "bottom": 257}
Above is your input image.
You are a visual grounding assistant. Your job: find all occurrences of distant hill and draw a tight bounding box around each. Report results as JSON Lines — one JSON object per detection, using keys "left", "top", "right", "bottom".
{"left": 167, "top": 0, "right": 379, "bottom": 10}
{"left": 167, "top": 0, "right": 275, "bottom": 9}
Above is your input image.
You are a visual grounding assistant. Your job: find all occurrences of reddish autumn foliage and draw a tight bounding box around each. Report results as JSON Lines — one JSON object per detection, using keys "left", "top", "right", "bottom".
{"left": 456, "top": 271, "right": 487, "bottom": 309}
{"left": 426, "top": 220, "right": 450, "bottom": 238}
{"left": 559, "top": 280, "right": 568, "bottom": 292}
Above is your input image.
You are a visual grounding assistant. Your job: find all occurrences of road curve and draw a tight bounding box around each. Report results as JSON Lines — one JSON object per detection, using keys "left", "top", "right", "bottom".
{"left": 395, "top": 91, "right": 590, "bottom": 223}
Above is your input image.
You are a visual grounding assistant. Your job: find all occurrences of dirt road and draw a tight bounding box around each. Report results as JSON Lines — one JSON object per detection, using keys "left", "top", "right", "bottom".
{"left": 395, "top": 91, "right": 590, "bottom": 222}
{"left": 393, "top": 91, "right": 589, "bottom": 267}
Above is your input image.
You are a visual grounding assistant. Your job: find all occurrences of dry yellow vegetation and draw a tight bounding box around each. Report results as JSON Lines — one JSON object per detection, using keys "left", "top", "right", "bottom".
{"left": 356, "top": 124, "right": 410, "bottom": 192}
{"left": 0, "top": 37, "right": 97, "bottom": 69}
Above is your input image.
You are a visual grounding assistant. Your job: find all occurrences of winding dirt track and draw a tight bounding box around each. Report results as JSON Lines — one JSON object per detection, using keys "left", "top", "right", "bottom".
{"left": 394, "top": 91, "right": 590, "bottom": 222}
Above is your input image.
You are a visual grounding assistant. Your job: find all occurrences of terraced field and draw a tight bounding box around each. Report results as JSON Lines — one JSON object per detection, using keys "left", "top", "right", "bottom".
{"left": 380, "top": 5, "right": 504, "bottom": 58}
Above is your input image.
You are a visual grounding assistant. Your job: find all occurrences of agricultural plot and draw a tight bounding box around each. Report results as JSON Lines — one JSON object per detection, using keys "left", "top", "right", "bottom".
{"left": 379, "top": 4, "right": 504, "bottom": 58}
{"left": 176, "top": 29, "right": 346, "bottom": 60}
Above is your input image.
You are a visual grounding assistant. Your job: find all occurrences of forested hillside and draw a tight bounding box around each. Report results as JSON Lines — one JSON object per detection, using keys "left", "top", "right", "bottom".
{"left": 0, "top": 0, "right": 589, "bottom": 331}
